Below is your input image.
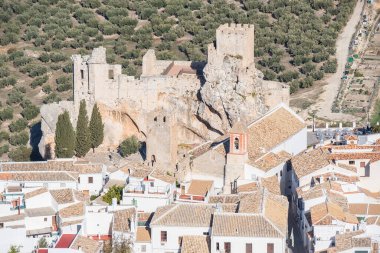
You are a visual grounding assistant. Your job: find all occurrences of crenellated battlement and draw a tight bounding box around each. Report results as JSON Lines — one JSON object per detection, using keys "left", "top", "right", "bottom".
{"left": 214, "top": 23, "right": 255, "bottom": 68}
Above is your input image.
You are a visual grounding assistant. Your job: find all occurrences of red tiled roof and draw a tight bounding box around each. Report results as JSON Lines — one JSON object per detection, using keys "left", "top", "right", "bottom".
{"left": 55, "top": 234, "right": 77, "bottom": 248}
{"left": 37, "top": 249, "right": 48, "bottom": 253}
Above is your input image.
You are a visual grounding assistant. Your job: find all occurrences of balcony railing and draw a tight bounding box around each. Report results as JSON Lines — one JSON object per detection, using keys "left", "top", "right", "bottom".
{"left": 124, "top": 184, "right": 169, "bottom": 195}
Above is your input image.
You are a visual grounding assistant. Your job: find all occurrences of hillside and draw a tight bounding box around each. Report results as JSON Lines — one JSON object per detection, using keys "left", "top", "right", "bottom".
{"left": 0, "top": 0, "right": 356, "bottom": 160}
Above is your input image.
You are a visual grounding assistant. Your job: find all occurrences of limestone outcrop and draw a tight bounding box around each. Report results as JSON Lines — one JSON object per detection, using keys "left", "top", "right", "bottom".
{"left": 39, "top": 23, "right": 289, "bottom": 170}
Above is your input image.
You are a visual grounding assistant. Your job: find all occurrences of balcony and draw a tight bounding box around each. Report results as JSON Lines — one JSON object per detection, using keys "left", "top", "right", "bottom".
{"left": 124, "top": 184, "right": 169, "bottom": 196}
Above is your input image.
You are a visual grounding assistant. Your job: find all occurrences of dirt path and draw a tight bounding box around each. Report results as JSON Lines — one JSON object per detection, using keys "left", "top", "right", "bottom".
{"left": 297, "top": 0, "right": 365, "bottom": 122}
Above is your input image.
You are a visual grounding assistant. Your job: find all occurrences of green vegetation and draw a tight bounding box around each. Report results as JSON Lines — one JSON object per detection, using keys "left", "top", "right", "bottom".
{"left": 9, "top": 145, "right": 32, "bottom": 161}
{"left": 0, "top": 0, "right": 356, "bottom": 159}
{"left": 75, "top": 100, "right": 91, "bottom": 157}
{"left": 7, "top": 246, "right": 21, "bottom": 253}
{"left": 38, "top": 238, "right": 48, "bottom": 248}
{"left": 89, "top": 103, "right": 104, "bottom": 151}
{"left": 55, "top": 111, "right": 75, "bottom": 158}
{"left": 119, "top": 135, "right": 141, "bottom": 157}
{"left": 102, "top": 185, "right": 123, "bottom": 205}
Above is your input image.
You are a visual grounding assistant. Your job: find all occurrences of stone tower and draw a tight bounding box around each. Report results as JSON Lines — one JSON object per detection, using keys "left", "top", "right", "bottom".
{"left": 72, "top": 46, "right": 122, "bottom": 115}
{"left": 146, "top": 110, "right": 178, "bottom": 171}
{"left": 213, "top": 23, "right": 254, "bottom": 68}
{"left": 224, "top": 121, "right": 248, "bottom": 193}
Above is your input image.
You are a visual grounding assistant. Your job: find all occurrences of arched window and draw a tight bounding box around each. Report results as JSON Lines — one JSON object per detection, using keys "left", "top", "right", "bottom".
{"left": 234, "top": 137, "right": 239, "bottom": 150}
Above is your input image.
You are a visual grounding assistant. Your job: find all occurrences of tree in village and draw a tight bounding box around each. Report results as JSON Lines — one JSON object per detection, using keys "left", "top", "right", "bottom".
{"left": 89, "top": 103, "right": 104, "bottom": 151}
{"left": 102, "top": 185, "right": 124, "bottom": 204}
{"left": 118, "top": 135, "right": 141, "bottom": 157}
{"left": 55, "top": 111, "right": 75, "bottom": 158}
{"left": 75, "top": 99, "right": 91, "bottom": 157}
{"left": 8, "top": 246, "right": 21, "bottom": 253}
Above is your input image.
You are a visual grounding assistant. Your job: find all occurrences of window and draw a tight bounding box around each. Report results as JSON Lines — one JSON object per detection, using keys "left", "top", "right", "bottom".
{"left": 224, "top": 242, "right": 231, "bottom": 253}
{"left": 0, "top": 223, "right": 4, "bottom": 228}
{"left": 349, "top": 160, "right": 355, "bottom": 165}
{"left": 80, "top": 70, "right": 84, "bottom": 79}
{"left": 161, "top": 231, "right": 167, "bottom": 242}
{"left": 163, "top": 116, "right": 166, "bottom": 123}
{"left": 216, "top": 242, "right": 220, "bottom": 250}
{"left": 234, "top": 137, "right": 239, "bottom": 150}
{"left": 44, "top": 217, "right": 47, "bottom": 222}
{"left": 88, "top": 177, "right": 93, "bottom": 184}
{"left": 246, "top": 243, "right": 252, "bottom": 253}
{"left": 141, "top": 245, "right": 146, "bottom": 252}
{"left": 267, "top": 243, "right": 274, "bottom": 253}
{"left": 108, "top": 69, "right": 114, "bottom": 79}
{"left": 360, "top": 162, "right": 365, "bottom": 168}
{"left": 78, "top": 177, "right": 80, "bottom": 183}
{"left": 150, "top": 182, "right": 154, "bottom": 187}
{"left": 203, "top": 232, "right": 209, "bottom": 235}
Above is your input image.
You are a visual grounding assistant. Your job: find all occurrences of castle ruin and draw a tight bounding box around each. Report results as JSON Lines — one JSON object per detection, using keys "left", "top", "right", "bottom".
{"left": 39, "top": 23, "right": 289, "bottom": 171}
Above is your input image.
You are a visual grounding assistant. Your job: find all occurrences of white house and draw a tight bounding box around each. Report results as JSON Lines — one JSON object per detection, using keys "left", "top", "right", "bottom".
{"left": 150, "top": 204, "right": 214, "bottom": 253}
{"left": 122, "top": 166, "right": 176, "bottom": 212}
{"left": 308, "top": 201, "right": 359, "bottom": 252}
{"left": 177, "top": 179, "right": 214, "bottom": 203}
{"left": 0, "top": 160, "right": 106, "bottom": 196}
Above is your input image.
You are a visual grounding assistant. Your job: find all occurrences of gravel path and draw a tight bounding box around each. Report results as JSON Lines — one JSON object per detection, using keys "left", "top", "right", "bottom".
{"left": 308, "top": 0, "right": 365, "bottom": 122}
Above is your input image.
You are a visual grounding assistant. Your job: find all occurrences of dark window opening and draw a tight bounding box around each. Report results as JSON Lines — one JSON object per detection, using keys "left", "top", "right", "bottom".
{"left": 108, "top": 69, "right": 114, "bottom": 79}
{"left": 349, "top": 160, "right": 355, "bottom": 165}
{"left": 246, "top": 243, "right": 252, "bottom": 253}
{"left": 154, "top": 117, "right": 157, "bottom": 122}
{"left": 161, "top": 231, "right": 167, "bottom": 242}
{"left": 234, "top": 137, "right": 239, "bottom": 150}
{"left": 267, "top": 243, "right": 274, "bottom": 253}
{"left": 88, "top": 177, "right": 93, "bottom": 184}
{"left": 224, "top": 242, "right": 231, "bottom": 253}
{"left": 216, "top": 243, "right": 220, "bottom": 251}
{"left": 163, "top": 116, "right": 166, "bottom": 123}
{"left": 80, "top": 70, "right": 84, "bottom": 79}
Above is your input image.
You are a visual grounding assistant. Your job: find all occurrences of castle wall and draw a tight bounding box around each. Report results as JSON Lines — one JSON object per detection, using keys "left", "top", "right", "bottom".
{"left": 215, "top": 24, "right": 254, "bottom": 68}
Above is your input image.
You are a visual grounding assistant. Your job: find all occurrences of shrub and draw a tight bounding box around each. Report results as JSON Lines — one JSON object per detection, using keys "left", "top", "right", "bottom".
{"left": 0, "top": 131, "right": 10, "bottom": 142}
{"left": 0, "top": 77, "right": 17, "bottom": 88}
{"left": 119, "top": 135, "right": 140, "bottom": 157}
{"left": 21, "top": 105, "right": 39, "bottom": 120}
{"left": 9, "top": 131, "right": 29, "bottom": 146}
{"left": 31, "top": 76, "right": 49, "bottom": 88}
{"left": 39, "top": 53, "right": 50, "bottom": 63}
{"left": 7, "top": 89, "right": 24, "bottom": 105}
{"left": 322, "top": 59, "right": 337, "bottom": 73}
{"left": 0, "top": 67, "right": 10, "bottom": 78}
{"left": 102, "top": 185, "right": 123, "bottom": 204}
{"left": 43, "top": 92, "right": 61, "bottom": 104}
{"left": 0, "top": 107, "right": 14, "bottom": 121}
{"left": 9, "top": 146, "right": 32, "bottom": 161}
{"left": 9, "top": 118, "right": 28, "bottom": 132}
{"left": 0, "top": 145, "right": 9, "bottom": 156}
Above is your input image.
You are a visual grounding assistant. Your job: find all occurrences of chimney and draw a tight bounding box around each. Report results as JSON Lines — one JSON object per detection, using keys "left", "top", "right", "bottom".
{"left": 112, "top": 198, "right": 117, "bottom": 209}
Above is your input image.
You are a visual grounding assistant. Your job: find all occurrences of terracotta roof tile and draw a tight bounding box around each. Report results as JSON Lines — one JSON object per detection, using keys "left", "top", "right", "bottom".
{"left": 49, "top": 189, "right": 74, "bottom": 204}
{"left": 149, "top": 169, "right": 176, "bottom": 184}
{"left": 0, "top": 172, "right": 77, "bottom": 182}
{"left": 261, "top": 176, "right": 281, "bottom": 195}
{"left": 310, "top": 201, "right": 358, "bottom": 225}
{"left": 136, "top": 227, "right": 151, "bottom": 242}
{"left": 181, "top": 235, "right": 210, "bottom": 253}
{"left": 334, "top": 230, "right": 371, "bottom": 252}
{"left": 291, "top": 148, "right": 330, "bottom": 179}
{"left": 250, "top": 151, "right": 291, "bottom": 172}
{"left": 1, "top": 160, "right": 102, "bottom": 174}
{"left": 187, "top": 180, "right": 213, "bottom": 196}
{"left": 70, "top": 235, "right": 102, "bottom": 253}
{"left": 151, "top": 204, "right": 214, "bottom": 227}
{"left": 24, "top": 187, "right": 48, "bottom": 199}
{"left": 59, "top": 202, "right": 84, "bottom": 218}
{"left": 247, "top": 106, "right": 306, "bottom": 161}
{"left": 113, "top": 208, "right": 136, "bottom": 232}
{"left": 212, "top": 213, "right": 284, "bottom": 238}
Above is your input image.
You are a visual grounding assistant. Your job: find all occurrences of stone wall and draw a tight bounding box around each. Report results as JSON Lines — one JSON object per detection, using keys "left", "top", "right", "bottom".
{"left": 39, "top": 24, "right": 290, "bottom": 171}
